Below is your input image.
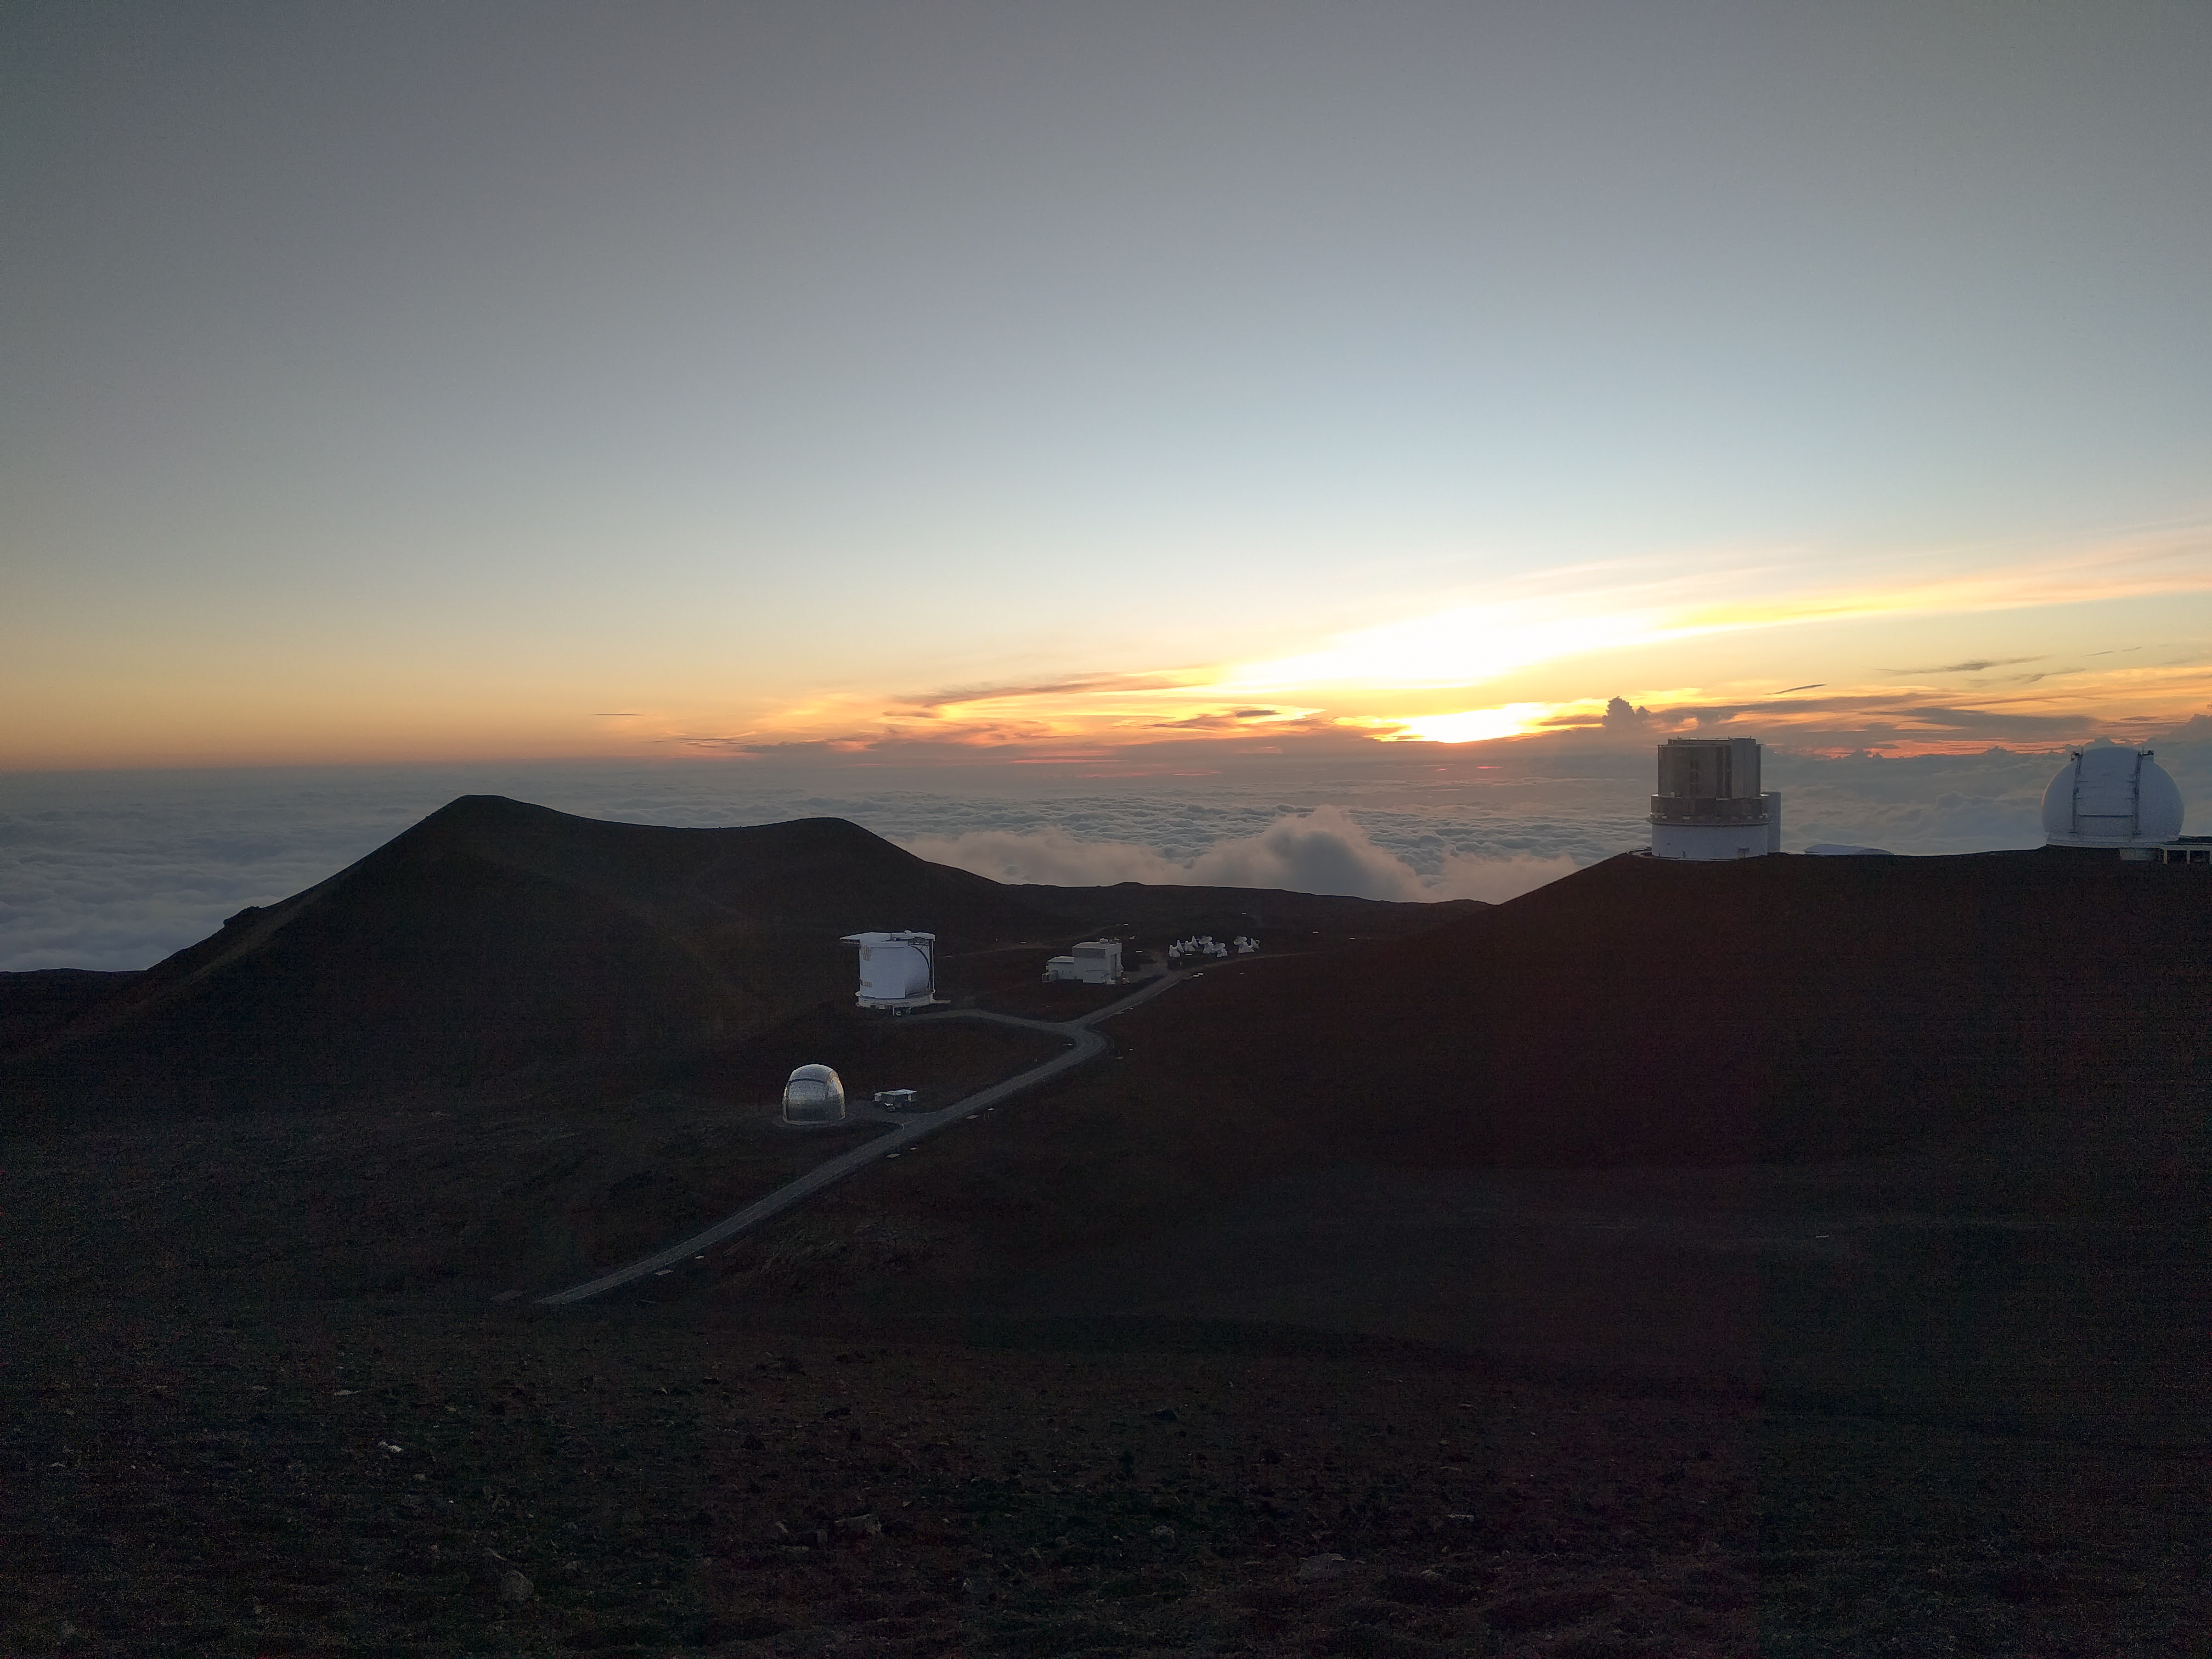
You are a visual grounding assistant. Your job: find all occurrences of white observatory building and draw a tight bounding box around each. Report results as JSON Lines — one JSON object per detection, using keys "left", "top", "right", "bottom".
{"left": 781, "top": 1064, "right": 847, "bottom": 1125}
{"left": 1043, "top": 940, "right": 1123, "bottom": 984}
{"left": 1648, "top": 737, "right": 1782, "bottom": 860}
{"left": 2040, "top": 748, "right": 2191, "bottom": 860}
{"left": 840, "top": 930, "right": 936, "bottom": 1011}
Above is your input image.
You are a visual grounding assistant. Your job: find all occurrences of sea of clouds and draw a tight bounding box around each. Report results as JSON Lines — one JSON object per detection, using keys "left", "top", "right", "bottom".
{"left": 4, "top": 736, "right": 2207, "bottom": 972}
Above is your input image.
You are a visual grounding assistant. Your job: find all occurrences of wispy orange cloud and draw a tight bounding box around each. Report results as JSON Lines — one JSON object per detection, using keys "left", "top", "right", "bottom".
{"left": 678, "top": 520, "right": 2212, "bottom": 763}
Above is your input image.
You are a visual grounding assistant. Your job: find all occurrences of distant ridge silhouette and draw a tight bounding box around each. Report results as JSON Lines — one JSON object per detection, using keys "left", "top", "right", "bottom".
{"left": 1108, "top": 847, "right": 2212, "bottom": 1169}
{"left": 2, "top": 797, "right": 1052, "bottom": 1109}
{"left": 0, "top": 796, "right": 1482, "bottom": 1114}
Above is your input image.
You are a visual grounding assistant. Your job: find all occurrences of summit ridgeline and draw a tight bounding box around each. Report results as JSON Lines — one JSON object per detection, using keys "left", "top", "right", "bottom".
{"left": 0, "top": 796, "right": 1477, "bottom": 1114}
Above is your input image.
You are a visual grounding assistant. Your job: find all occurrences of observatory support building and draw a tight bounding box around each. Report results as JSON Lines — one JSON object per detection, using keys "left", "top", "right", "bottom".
{"left": 1043, "top": 940, "right": 1123, "bottom": 984}
{"left": 1648, "top": 737, "right": 1782, "bottom": 861}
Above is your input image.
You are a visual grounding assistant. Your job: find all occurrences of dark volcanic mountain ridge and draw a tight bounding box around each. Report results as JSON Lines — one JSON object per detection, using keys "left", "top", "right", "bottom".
{"left": 1121, "top": 844, "right": 2212, "bottom": 1170}
{"left": 1, "top": 795, "right": 1055, "bottom": 1109}
{"left": 0, "top": 795, "right": 1481, "bottom": 1114}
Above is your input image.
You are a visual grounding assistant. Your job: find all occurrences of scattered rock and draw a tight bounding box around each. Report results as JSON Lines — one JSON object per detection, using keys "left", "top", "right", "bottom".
{"left": 1298, "top": 1553, "right": 1348, "bottom": 1581}
{"left": 834, "top": 1513, "right": 882, "bottom": 1537}
{"left": 496, "top": 1570, "right": 534, "bottom": 1603}
{"left": 1150, "top": 1524, "right": 1176, "bottom": 1543}
{"left": 1485, "top": 1588, "right": 1613, "bottom": 1630}
{"left": 17, "top": 1615, "right": 80, "bottom": 1650}
{"left": 1983, "top": 1568, "right": 2131, "bottom": 1606}
{"left": 1374, "top": 1568, "right": 1475, "bottom": 1606}
{"left": 1152, "top": 1407, "right": 1180, "bottom": 1422}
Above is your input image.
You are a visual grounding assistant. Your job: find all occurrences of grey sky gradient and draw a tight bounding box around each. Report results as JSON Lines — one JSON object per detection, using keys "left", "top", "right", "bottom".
{"left": 5, "top": 1, "right": 2211, "bottom": 768}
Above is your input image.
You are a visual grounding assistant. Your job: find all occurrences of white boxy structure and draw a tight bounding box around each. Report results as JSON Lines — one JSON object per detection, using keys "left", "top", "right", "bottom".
{"left": 781, "top": 1064, "right": 846, "bottom": 1125}
{"left": 840, "top": 930, "right": 936, "bottom": 1011}
{"left": 2040, "top": 748, "right": 2185, "bottom": 859}
{"left": 1043, "top": 939, "right": 1122, "bottom": 984}
{"left": 1648, "top": 737, "right": 1782, "bottom": 860}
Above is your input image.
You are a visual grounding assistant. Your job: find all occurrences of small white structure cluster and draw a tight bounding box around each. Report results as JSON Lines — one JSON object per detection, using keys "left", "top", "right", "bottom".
{"left": 1043, "top": 939, "right": 1122, "bottom": 984}
{"left": 781, "top": 1064, "right": 845, "bottom": 1126}
{"left": 1167, "top": 934, "right": 1256, "bottom": 960}
{"left": 871, "top": 1088, "right": 918, "bottom": 1112}
{"left": 841, "top": 930, "right": 936, "bottom": 1011}
{"left": 1647, "top": 738, "right": 1782, "bottom": 861}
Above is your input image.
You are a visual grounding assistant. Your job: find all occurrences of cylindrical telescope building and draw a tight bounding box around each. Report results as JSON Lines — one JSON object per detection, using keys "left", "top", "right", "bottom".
{"left": 840, "top": 931, "right": 937, "bottom": 1011}
{"left": 1648, "top": 737, "right": 1781, "bottom": 860}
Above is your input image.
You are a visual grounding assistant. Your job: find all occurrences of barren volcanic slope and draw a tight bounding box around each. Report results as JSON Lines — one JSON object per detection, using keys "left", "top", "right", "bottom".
{"left": 714, "top": 848, "right": 2212, "bottom": 1311}
{"left": 1115, "top": 846, "right": 2212, "bottom": 1170}
{"left": 1008, "top": 881, "right": 1488, "bottom": 946}
{"left": 0, "top": 798, "right": 1058, "bottom": 1112}
{"left": 1, "top": 799, "right": 1490, "bottom": 1120}
{"left": 0, "top": 969, "right": 140, "bottom": 1054}
{"left": 3, "top": 838, "right": 2208, "bottom": 1654}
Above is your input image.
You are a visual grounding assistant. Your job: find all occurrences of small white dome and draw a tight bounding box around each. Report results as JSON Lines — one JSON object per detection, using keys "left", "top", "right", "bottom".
{"left": 2040, "top": 748, "right": 2184, "bottom": 846}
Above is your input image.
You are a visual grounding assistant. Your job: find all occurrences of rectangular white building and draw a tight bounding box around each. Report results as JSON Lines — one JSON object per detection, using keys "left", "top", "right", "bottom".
{"left": 1043, "top": 940, "right": 1122, "bottom": 984}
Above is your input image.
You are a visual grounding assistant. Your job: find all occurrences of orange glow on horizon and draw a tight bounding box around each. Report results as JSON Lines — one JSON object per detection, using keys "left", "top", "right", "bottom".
{"left": 7, "top": 525, "right": 2207, "bottom": 772}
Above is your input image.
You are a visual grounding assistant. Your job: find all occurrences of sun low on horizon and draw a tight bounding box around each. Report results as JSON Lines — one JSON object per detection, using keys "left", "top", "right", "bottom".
{"left": 4, "top": 1, "right": 2211, "bottom": 777}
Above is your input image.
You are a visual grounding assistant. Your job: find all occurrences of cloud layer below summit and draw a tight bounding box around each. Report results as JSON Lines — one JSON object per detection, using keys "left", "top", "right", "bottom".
{"left": 10, "top": 737, "right": 2210, "bottom": 971}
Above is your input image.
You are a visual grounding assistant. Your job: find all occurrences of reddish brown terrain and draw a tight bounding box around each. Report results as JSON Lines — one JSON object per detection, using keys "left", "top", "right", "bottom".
{"left": 1, "top": 804, "right": 2205, "bottom": 1655}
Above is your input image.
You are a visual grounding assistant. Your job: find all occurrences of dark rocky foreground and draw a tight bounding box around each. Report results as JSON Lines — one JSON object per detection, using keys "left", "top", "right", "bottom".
{"left": 3, "top": 820, "right": 2207, "bottom": 1654}
{"left": 5, "top": 1302, "right": 2203, "bottom": 1658}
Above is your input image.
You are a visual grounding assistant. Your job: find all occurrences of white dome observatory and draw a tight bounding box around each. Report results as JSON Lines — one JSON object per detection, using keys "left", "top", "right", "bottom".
{"left": 781, "top": 1064, "right": 847, "bottom": 1125}
{"left": 2040, "top": 748, "right": 2183, "bottom": 856}
{"left": 840, "top": 931, "right": 936, "bottom": 1011}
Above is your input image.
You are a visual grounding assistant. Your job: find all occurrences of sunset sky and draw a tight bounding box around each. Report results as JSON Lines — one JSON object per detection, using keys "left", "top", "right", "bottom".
{"left": 5, "top": 0, "right": 2211, "bottom": 774}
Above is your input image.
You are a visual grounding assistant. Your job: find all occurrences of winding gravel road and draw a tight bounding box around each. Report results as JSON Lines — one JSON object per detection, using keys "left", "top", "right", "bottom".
{"left": 535, "top": 967, "right": 1197, "bottom": 1305}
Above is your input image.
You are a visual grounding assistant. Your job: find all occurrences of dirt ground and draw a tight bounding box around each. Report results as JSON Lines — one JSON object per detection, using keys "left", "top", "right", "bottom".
{"left": 5, "top": 1300, "right": 2202, "bottom": 1658}
{"left": 3, "top": 851, "right": 2205, "bottom": 1655}
{"left": 0, "top": 1014, "right": 1062, "bottom": 1302}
